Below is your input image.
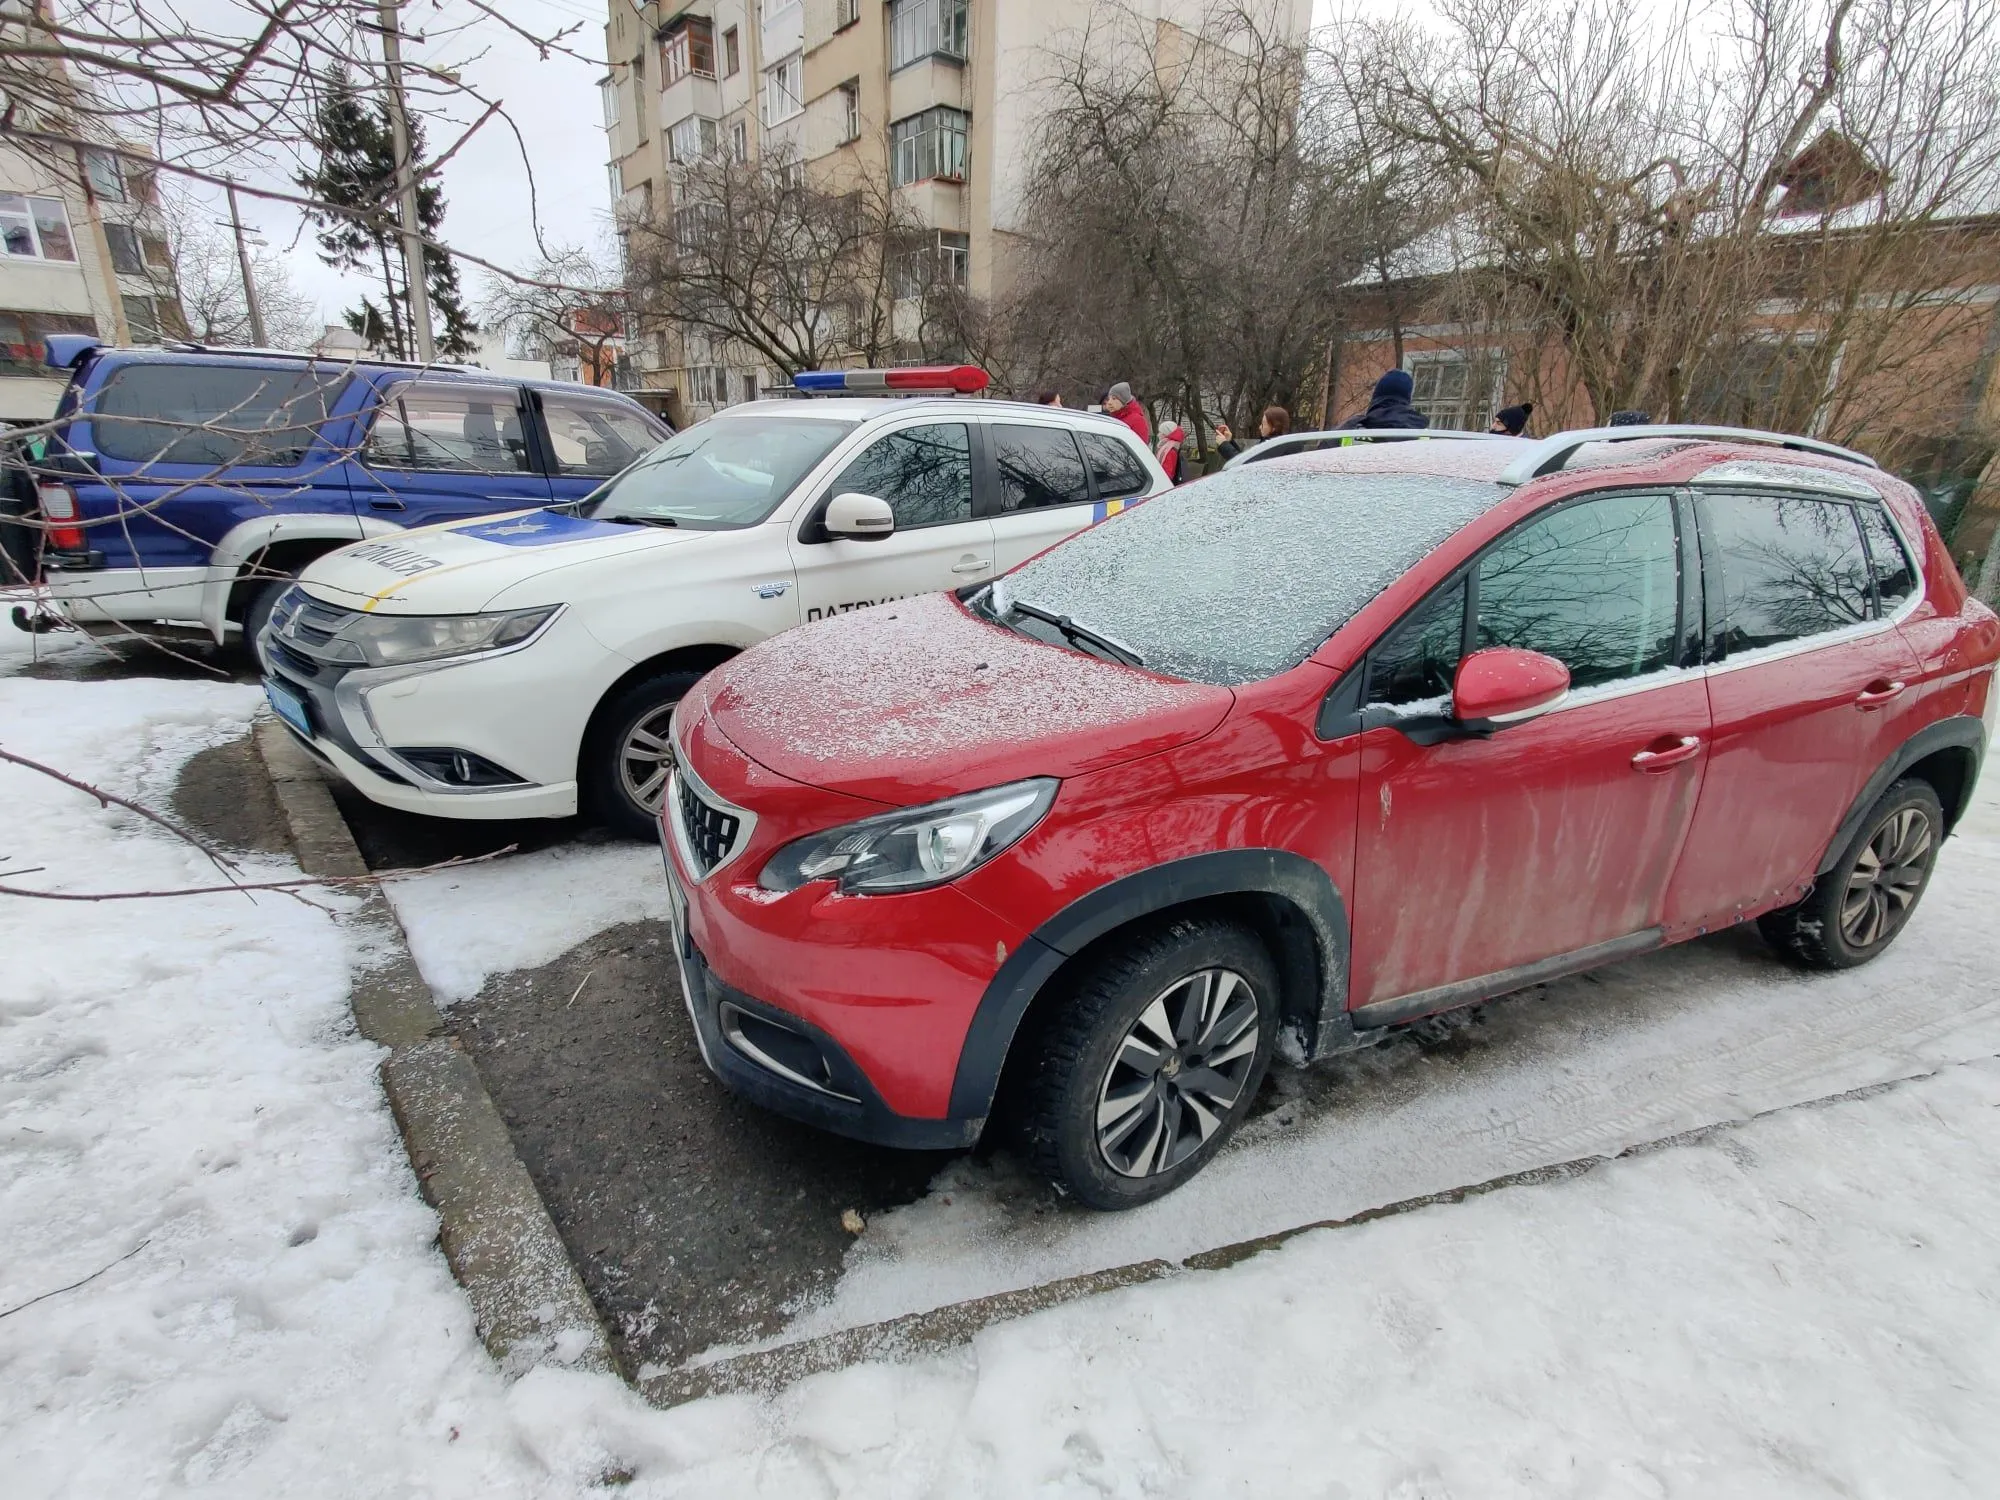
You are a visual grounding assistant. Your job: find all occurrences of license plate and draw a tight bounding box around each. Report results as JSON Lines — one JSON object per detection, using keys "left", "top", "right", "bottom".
{"left": 264, "top": 678, "right": 312, "bottom": 738}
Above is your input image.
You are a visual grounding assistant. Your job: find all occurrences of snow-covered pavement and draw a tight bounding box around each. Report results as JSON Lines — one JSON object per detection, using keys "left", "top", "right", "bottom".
{"left": 6, "top": 625, "right": 2000, "bottom": 1497}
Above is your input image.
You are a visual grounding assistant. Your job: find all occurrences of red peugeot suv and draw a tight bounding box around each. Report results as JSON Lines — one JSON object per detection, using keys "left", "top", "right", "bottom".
{"left": 660, "top": 426, "right": 1997, "bottom": 1208}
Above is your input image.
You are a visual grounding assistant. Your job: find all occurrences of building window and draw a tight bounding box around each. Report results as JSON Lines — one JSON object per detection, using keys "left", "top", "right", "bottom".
{"left": 0, "top": 309, "right": 97, "bottom": 377}
{"left": 896, "top": 230, "right": 971, "bottom": 297}
{"left": 730, "top": 119, "right": 749, "bottom": 162}
{"left": 601, "top": 76, "right": 620, "bottom": 128}
{"left": 84, "top": 149, "right": 126, "bottom": 203}
{"left": 122, "top": 294, "right": 160, "bottom": 344}
{"left": 668, "top": 115, "right": 719, "bottom": 163}
{"left": 0, "top": 194, "right": 77, "bottom": 262}
{"left": 835, "top": 0, "right": 860, "bottom": 26}
{"left": 1405, "top": 350, "right": 1503, "bottom": 432}
{"left": 104, "top": 222, "right": 145, "bottom": 276}
{"left": 661, "top": 19, "right": 716, "bottom": 85}
{"left": 723, "top": 26, "right": 740, "bottom": 77}
{"left": 763, "top": 56, "right": 804, "bottom": 126}
{"left": 890, "top": 0, "right": 969, "bottom": 70}
{"left": 607, "top": 161, "right": 623, "bottom": 203}
{"left": 741, "top": 372, "right": 759, "bottom": 403}
{"left": 840, "top": 81, "right": 861, "bottom": 143}
{"left": 891, "top": 107, "right": 969, "bottom": 186}
{"left": 687, "top": 365, "right": 729, "bottom": 406}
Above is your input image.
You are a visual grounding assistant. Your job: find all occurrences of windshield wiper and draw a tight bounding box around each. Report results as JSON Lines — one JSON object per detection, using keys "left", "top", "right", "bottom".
{"left": 1006, "top": 598, "right": 1144, "bottom": 669}
{"left": 602, "top": 514, "right": 679, "bottom": 527}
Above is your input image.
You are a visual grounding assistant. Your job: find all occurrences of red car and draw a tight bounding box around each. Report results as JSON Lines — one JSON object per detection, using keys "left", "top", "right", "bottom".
{"left": 660, "top": 426, "right": 1997, "bottom": 1209}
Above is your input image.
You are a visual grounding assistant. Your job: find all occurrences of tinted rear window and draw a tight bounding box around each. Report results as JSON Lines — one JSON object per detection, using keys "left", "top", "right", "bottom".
{"left": 986, "top": 469, "right": 1503, "bottom": 685}
{"left": 90, "top": 363, "right": 346, "bottom": 467}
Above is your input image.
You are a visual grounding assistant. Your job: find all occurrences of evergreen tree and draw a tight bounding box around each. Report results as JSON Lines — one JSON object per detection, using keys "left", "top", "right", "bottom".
{"left": 298, "top": 67, "right": 477, "bottom": 360}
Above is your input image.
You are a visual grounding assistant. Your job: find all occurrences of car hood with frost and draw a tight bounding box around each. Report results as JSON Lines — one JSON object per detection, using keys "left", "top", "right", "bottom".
{"left": 297, "top": 507, "right": 704, "bottom": 615}
{"left": 701, "top": 591, "right": 1235, "bottom": 805}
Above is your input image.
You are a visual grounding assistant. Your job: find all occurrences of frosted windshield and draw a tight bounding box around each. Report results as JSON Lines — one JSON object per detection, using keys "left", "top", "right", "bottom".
{"left": 987, "top": 470, "right": 1504, "bottom": 685}
{"left": 582, "top": 413, "right": 856, "bottom": 529}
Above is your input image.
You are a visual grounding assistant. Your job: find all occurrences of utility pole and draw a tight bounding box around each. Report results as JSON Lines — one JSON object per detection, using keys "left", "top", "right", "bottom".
{"left": 224, "top": 182, "right": 267, "bottom": 347}
{"left": 376, "top": 0, "right": 436, "bottom": 362}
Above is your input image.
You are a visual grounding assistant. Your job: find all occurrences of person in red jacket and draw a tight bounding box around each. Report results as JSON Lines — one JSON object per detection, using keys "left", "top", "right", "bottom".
{"left": 1102, "top": 382, "right": 1151, "bottom": 444}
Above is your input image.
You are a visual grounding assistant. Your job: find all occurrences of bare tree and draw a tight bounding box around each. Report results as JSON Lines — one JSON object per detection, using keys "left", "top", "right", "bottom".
{"left": 621, "top": 150, "right": 916, "bottom": 380}
{"left": 480, "top": 245, "right": 627, "bottom": 384}
{"left": 158, "top": 185, "right": 318, "bottom": 350}
{"left": 1000, "top": 4, "right": 1430, "bottom": 454}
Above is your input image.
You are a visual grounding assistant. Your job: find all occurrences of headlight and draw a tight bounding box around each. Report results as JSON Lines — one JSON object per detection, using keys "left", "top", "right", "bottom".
{"left": 759, "top": 778, "right": 1057, "bottom": 895}
{"left": 340, "top": 606, "right": 559, "bottom": 667}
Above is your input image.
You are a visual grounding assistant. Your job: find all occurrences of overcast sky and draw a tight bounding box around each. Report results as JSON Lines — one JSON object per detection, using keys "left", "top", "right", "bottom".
{"left": 229, "top": 0, "right": 1349, "bottom": 341}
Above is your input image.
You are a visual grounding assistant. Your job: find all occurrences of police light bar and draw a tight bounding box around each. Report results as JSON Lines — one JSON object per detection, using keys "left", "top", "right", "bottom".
{"left": 792, "top": 364, "right": 990, "bottom": 395}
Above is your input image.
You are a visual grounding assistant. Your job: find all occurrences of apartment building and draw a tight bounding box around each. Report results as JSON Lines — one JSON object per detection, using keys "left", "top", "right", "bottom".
{"left": 602, "top": 1, "right": 1310, "bottom": 418}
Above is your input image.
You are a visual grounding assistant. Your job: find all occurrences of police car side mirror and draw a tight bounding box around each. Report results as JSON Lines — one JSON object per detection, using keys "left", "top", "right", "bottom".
{"left": 825, "top": 491, "right": 896, "bottom": 540}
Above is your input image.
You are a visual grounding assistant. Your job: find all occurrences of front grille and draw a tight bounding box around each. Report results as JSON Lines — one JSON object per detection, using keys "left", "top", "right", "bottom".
{"left": 675, "top": 772, "right": 743, "bottom": 878}
{"left": 270, "top": 587, "right": 364, "bottom": 662}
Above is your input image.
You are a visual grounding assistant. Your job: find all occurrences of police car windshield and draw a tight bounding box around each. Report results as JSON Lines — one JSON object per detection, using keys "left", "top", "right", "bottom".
{"left": 981, "top": 469, "right": 1505, "bottom": 685}
{"left": 583, "top": 413, "right": 856, "bottom": 529}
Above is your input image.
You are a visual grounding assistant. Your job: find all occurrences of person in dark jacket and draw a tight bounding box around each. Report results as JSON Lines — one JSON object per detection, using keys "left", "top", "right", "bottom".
{"left": 1214, "top": 420, "right": 1242, "bottom": 461}
{"left": 1490, "top": 401, "right": 1534, "bottom": 436}
{"left": 1258, "top": 406, "right": 1290, "bottom": 439}
{"left": 1339, "top": 369, "right": 1429, "bottom": 430}
{"left": 1102, "top": 382, "right": 1151, "bottom": 444}
{"left": 1609, "top": 409, "right": 1651, "bottom": 426}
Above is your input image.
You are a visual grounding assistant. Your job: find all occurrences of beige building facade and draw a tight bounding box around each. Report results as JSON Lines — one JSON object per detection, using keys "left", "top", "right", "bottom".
{"left": 602, "top": 1, "right": 1309, "bottom": 418}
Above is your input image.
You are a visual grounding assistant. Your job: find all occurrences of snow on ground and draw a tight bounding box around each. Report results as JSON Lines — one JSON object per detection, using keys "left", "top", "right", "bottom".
{"left": 792, "top": 769, "right": 2000, "bottom": 1343}
{"left": 385, "top": 842, "right": 672, "bottom": 1004}
{"left": 8, "top": 621, "right": 2000, "bottom": 1497}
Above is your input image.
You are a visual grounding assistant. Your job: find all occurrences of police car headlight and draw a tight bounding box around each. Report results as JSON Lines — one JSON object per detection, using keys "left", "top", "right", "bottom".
{"left": 342, "top": 606, "right": 559, "bottom": 667}
{"left": 759, "top": 779, "right": 1057, "bottom": 895}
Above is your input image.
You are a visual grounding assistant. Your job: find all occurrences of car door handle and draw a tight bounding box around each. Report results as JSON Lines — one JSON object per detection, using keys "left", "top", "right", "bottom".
{"left": 950, "top": 557, "right": 992, "bottom": 574}
{"left": 368, "top": 498, "right": 406, "bottom": 511}
{"left": 1631, "top": 735, "right": 1702, "bottom": 772}
{"left": 1854, "top": 680, "right": 1907, "bottom": 709}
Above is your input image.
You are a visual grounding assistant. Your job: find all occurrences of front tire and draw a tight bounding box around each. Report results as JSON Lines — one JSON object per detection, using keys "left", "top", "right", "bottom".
{"left": 1017, "top": 917, "right": 1279, "bottom": 1210}
{"left": 583, "top": 669, "right": 704, "bottom": 839}
{"left": 1758, "top": 777, "right": 1944, "bottom": 969}
{"left": 240, "top": 571, "right": 296, "bottom": 670}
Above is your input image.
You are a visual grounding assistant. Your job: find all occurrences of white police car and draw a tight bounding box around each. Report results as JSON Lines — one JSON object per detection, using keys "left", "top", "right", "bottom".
{"left": 259, "top": 367, "right": 1172, "bottom": 835}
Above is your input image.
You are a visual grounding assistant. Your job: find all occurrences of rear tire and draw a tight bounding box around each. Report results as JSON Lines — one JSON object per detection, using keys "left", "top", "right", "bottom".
{"left": 1016, "top": 917, "right": 1279, "bottom": 1210}
{"left": 583, "top": 669, "right": 704, "bottom": 840}
{"left": 1757, "top": 777, "right": 1944, "bottom": 970}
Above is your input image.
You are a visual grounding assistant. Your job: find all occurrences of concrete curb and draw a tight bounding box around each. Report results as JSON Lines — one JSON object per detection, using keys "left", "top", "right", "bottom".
{"left": 255, "top": 717, "right": 619, "bottom": 1379}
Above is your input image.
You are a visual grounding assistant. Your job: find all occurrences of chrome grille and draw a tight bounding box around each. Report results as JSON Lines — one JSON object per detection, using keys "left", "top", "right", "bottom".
{"left": 270, "top": 587, "right": 364, "bottom": 663}
{"left": 675, "top": 772, "right": 743, "bottom": 878}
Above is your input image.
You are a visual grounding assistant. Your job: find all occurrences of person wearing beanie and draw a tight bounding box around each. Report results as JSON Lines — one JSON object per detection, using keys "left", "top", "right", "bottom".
{"left": 1338, "top": 368, "right": 1429, "bottom": 430}
{"left": 1490, "top": 401, "right": 1534, "bottom": 436}
{"left": 1102, "top": 381, "right": 1151, "bottom": 444}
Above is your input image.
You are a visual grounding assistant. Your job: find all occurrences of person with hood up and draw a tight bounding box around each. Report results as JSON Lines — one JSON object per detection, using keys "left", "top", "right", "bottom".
{"left": 1102, "top": 382, "right": 1151, "bottom": 444}
{"left": 1156, "top": 423, "right": 1187, "bottom": 483}
{"left": 1339, "top": 369, "right": 1430, "bottom": 430}
{"left": 1490, "top": 401, "right": 1534, "bottom": 436}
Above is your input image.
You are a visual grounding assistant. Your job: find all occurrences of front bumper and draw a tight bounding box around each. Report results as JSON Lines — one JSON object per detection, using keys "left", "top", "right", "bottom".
{"left": 663, "top": 711, "right": 1032, "bottom": 1136}
{"left": 259, "top": 590, "right": 595, "bottom": 820}
{"left": 666, "top": 899, "right": 983, "bottom": 1150}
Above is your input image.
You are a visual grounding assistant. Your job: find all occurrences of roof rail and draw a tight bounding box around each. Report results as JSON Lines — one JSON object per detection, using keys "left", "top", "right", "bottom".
{"left": 1223, "top": 428, "right": 1510, "bottom": 471}
{"left": 1496, "top": 424, "right": 1878, "bottom": 486}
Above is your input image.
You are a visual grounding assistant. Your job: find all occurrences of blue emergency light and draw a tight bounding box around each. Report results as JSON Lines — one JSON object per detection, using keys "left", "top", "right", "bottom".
{"left": 792, "top": 364, "right": 990, "bottom": 395}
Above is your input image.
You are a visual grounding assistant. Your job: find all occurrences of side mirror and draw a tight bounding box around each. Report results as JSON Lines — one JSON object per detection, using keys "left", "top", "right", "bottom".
{"left": 824, "top": 491, "right": 895, "bottom": 540}
{"left": 1452, "top": 647, "right": 1570, "bottom": 730}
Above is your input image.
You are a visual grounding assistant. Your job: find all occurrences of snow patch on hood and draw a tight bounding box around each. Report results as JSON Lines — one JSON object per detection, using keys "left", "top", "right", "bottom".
{"left": 707, "top": 592, "right": 1230, "bottom": 796}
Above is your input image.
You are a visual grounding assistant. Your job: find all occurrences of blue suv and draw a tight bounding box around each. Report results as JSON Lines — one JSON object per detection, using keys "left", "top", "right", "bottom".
{"left": 15, "top": 337, "right": 669, "bottom": 651}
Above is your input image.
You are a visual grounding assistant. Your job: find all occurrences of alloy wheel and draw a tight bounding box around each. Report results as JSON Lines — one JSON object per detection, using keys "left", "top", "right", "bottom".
{"left": 1840, "top": 804, "right": 1935, "bottom": 949}
{"left": 1096, "top": 967, "right": 1262, "bottom": 1178}
{"left": 617, "top": 702, "right": 680, "bottom": 813}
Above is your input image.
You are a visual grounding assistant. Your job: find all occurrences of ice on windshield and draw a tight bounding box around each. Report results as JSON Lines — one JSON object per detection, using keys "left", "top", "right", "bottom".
{"left": 991, "top": 470, "right": 1506, "bottom": 685}
{"left": 583, "top": 413, "right": 855, "bottom": 529}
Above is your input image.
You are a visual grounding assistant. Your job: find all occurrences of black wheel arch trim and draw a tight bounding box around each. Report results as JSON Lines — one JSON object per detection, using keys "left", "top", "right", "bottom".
{"left": 946, "top": 849, "right": 1352, "bottom": 1121}
{"left": 1817, "top": 714, "right": 1985, "bottom": 875}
